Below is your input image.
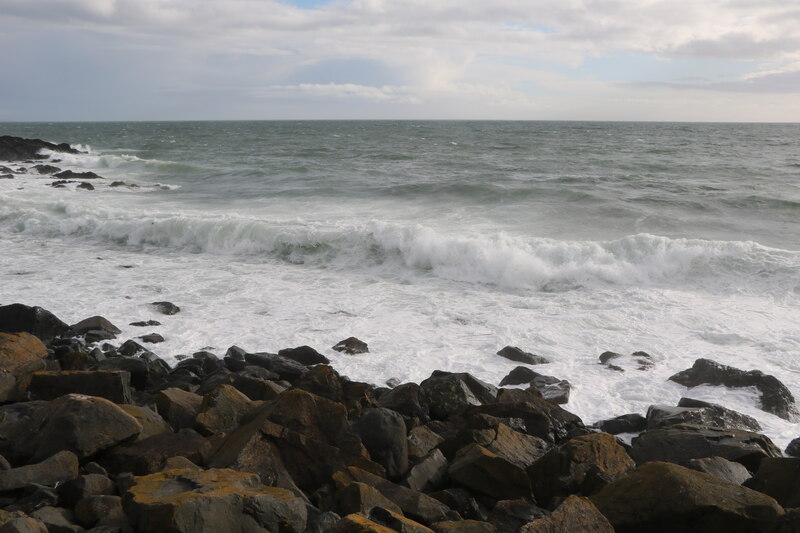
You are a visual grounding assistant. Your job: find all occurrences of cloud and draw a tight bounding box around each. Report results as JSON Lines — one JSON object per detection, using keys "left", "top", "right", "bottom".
{"left": 261, "top": 83, "right": 419, "bottom": 103}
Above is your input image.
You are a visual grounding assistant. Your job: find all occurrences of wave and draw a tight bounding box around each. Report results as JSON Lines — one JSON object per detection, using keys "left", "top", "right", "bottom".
{"left": 1, "top": 198, "right": 797, "bottom": 293}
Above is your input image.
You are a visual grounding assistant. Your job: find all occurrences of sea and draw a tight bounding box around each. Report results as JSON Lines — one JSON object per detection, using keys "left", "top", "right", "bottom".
{"left": 1, "top": 121, "right": 798, "bottom": 448}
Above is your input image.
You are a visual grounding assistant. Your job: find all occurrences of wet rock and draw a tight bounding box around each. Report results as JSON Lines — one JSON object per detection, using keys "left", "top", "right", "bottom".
{"left": 149, "top": 301, "right": 180, "bottom": 315}
{"left": 0, "top": 136, "right": 82, "bottom": 161}
{"left": 408, "top": 426, "right": 445, "bottom": 462}
{"left": 98, "top": 429, "right": 211, "bottom": 476}
{"left": 0, "top": 451, "right": 78, "bottom": 491}
{"left": 420, "top": 372, "right": 497, "bottom": 420}
{"left": 368, "top": 506, "right": 433, "bottom": 533}
{"left": 98, "top": 357, "right": 167, "bottom": 391}
{"left": 499, "top": 366, "right": 537, "bottom": 387}
{"left": 590, "top": 461, "right": 784, "bottom": 532}
{"left": 448, "top": 420, "right": 550, "bottom": 469}
{"left": 496, "top": 346, "right": 549, "bottom": 365}
{"left": 684, "top": 456, "right": 752, "bottom": 485}
{"left": 76, "top": 182, "right": 94, "bottom": 191}
{"left": 526, "top": 374, "right": 570, "bottom": 405}
{"left": 645, "top": 398, "right": 761, "bottom": 432}
{"left": 488, "top": 499, "right": 548, "bottom": 533}
{"left": 32, "top": 165, "right": 61, "bottom": 175}
{"left": 194, "top": 384, "right": 253, "bottom": 436}
{"left": 57, "top": 473, "right": 117, "bottom": 509}
{"left": 129, "top": 320, "right": 160, "bottom": 327}
{"left": 137, "top": 333, "right": 163, "bottom": 344}
{"left": 527, "top": 433, "right": 635, "bottom": 506}
{"left": 0, "top": 304, "right": 72, "bottom": 343}
{"left": 278, "top": 345, "right": 330, "bottom": 365}
{"left": 54, "top": 170, "right": 103, "bottom": 180}
{"left": 123, "top": 468, "right": 307, "bottom": 533}
{"left": 70, "top": 316, "right": 121, "bottom": 337}
{"left": 378, "top": 383, "right": 430, "bottom": 423}
{"left": 785, "top": 437, "right": 800, "bottom": 457}
{"left": 744, "top": 457, "right": 800, "bottom": 508}
{"left": 27, "top": 370, "right": 133, "bottom": 403}
{"left": 244, "top": 352, "right": 308, "bottom": 382}
{"left": 596, "top": 413, "right": 646, "bottom": 435}
{"left": 629, "top": 424, "right": 782, "bottom": 471}
{"left": 333, "top": 337, "right": 369, "bottom": 355}
{"left": 293, "top": 364, "right": 344, "bottom": 401}
{"left": 117, "top": 340, "right": 150, "bottom": 357}
{"left": 335, "top": 482, "right": 403, "bottom": 516}
{"left": 155, "top": 387, "right": 202, "bottom": 431}
{"left": 430, "top": 521, "right": 496, "bottom": 532}
{"left": 519, "top": 495, "right": 612, "bottom": 533}
{"left": 669, "top": 358, "right": 799, "bottom": 421}
{"left": 352, "top": 408, "right": 408, "bottom": 480}
{"left": 449, "top": 443, "right": 532, "bottom": 500}
{"left": 231, "top": 374, "right": 285, "bottom": 401}
{"left": 405, "top": 449, "right": 448, "bottom": 492}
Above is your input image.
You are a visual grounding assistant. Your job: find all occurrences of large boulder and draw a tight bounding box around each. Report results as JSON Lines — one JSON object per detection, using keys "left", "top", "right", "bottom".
{"left": 669, "top": 358, "right": 799, "bottom": 421}
{"left": 378, "top": 383, "right": 430, "bottom": 423}
{"left": 629, "top": 424, "right": 782, "bottom": 471}
{"left": 57, "top": 473, "right": 117, "bottom": 508}
{"left": 0, "top": 510, "right": 49, "bottom": 533}
{"left": 646, "top": 398, "right": 761, "bottom": 432}
{"left": 123, "top": 468, "right": 307, "bottom": 533}
{"left": 595, "top": 413, "right": 646, "bottom": 435}
{"left": 244, "top": 352, "right": 308, "bottom": 382}
{"left": 448, "top": 444, "right": 532, "bottom": 500}
{"left": 0, "top": 136, "right": 82, "bottom": 161}
{"left": 333, "top": 337, "right": 369, "bottom": 355}
{"left": 0, "top": 304, "right": 72, "bottom": 343}
{"left": 744, "top": 458, "right": 800, "bottom": 508}
{"left": 334, "top": 482, "right": 403, "bottom": 516}
{"left": 420, "top": 372, "right": 497, "bottom": 420}
{"left": 118, "top": 404, "right": 172, "bottom": 440}
{"left": 0, "top": 332, "right": 48, "bottom": 402}
{"left": 351, "top": 408, "right": 408, "bottom": 480}
{"left": 194, "top": 384, "right": 253, "bottom": 436}
{"left": 277, "top": 346, "right": 330, "bottom": 365}
{"left": 446, "top": 420, "right": 550, "bottom": 469}
{"left": 527, "top": 433, "right": 635, "bottom": 506}
{"left": 0, "top": 451, "right": 78, "bottom": 491}
{"left": 98, "top": 429, "right": 211, "bottom": 476}
{"left": 405, "top": 449, "right": 448, "bottom": 492}
{"left": 155, "top": 387, "right": 203, "bottom": 431}
{"left": 292, "top": 364, "right": 343, "bottom": 402}
{"left": 590, "top": 462, "right": 784, "bottom": 532}
{"left": 26, "top": 370, "right": 133, "bottom": 403}
{"left": 684, "top": 456, "right": 752, "bottom": 485}
{"left": 520, "top": 496, "right": 612, "bottom": 533}
{"left": 488, "top": 499, "right": 548, "bottom": 533}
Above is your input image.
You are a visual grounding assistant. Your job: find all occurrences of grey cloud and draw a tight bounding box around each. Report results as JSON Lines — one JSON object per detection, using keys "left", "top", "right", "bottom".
{"left": 622, "top": 68, "right": 800, "bottom": 94}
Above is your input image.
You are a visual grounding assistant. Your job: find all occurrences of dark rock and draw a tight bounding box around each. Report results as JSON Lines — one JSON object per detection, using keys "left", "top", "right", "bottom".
{"left": 226, "top": 345, "right": 247, "bottom": 360}
{"left": 368, "top": 506, "right": 433, "bottom": 533}
{"left": 244, "top": 352, "right": 307, "bottom": 382}
{"left": 0, "top": 332, "right": 48, "bottom": 401}
{"left": 32, "top": 165, "right": 61, "bottom": 175}
{"left": 332, "top": 337, "right": 369, "bottom": 355}
{"left": 194, "top": 384, "right": 253, "bottom": 436}
{"left": 149, "top": 301, "right": 180, "bottom": 315}
{"left": 449, "top": 443, "right": 532, "bottom": 500}
{"left": 744, "top": 457, "right": 800, "bottom": 508}
{"left": 328, "top": 513, "right": 400, "bottom": 532}
{"left": 499, "top": 366, "right": 537, "bottom": 386}
{"left": 0, "top": 402, "right": 49, "bottom": 464}
{"left": 405, "top": 449, "right": 448, "bottom": 492}
{"left": 385, "top": 378, "right": 401, "bottom": 388}
{"left": 97, "top": 430, "right": 211, "bottom": 476}
{"left": 646, "top": 400, "right": 761, "bottom": 432}
{"left": 629, "top": 424, "right": 782, "bottom": 471}
{"left": 27, "top": 370, "right": 132, "bottom": 403}
{"left": 50, "top": 180, "right": 71, "bottom": 188}
{"left": 431, "top": 521, "right": 496, "bottom": 532}
{"left": 231, "top": 374, "right": 285, "bottom": 401}
{"left": 74, "top": 495, "right": 125, "bottom": 529}
{"left": 84, "top": 329, "right": 116, "bottom": 343}
{"left": 0, "top": 136, "right": 82, "bottom": 161}
{"left": 155, "top": 387, "right": 202, "bottom": 430}
{"left": 446, "top": 420, "right": 550, "bottom": 469}
{"left": 4, "top": 483, "right": 60, "bottom": 515}
{"left": 590, "top": 461, "right": 784, "bottom": 533}
{"left": 527, "top": 433, "right": 635, "bottom": 506}
{"left": 429, "top": 488, "right": 484, "bottom": 522}
{"left": 599, "top": 350, "right": 654, "bottom": 372}
{"left": 117, "top": 340, "right": 149, "bottom": 357}
{"left": 0, "top": 304, "right": 72, "bottom": 343}
{"left": 352, "top": 408, "right": 408, "bottom": 480}
{"left": 128, "top": 320, "right": 160, "bottom": 327}
{"left": 53, "top": 170, "right": 103, "bottom": 180}
{"left": 334, "top": 482, "right": 403, "bottom": 516}
{"left": 137, "top": 333, "right": 163, "bottom": 344}
{"left": 596, "top": 413, "right": 646, "bottom": 435}
{"left": 669, "top": 358, "right": 799, "bottom": 421}
{"left": 684, "top": 456, "right": 752, "bottom": 485}
{"left": 408, "top": 426, "right": 444, "bottom": 462}
{"left": 488, "top": 499, "right": 548, "bottom": 533}
{"left": 497, "top": 346, "right": 549, "bottom": 365}
{"left": 0, "top": 510, "right": 49, "bottom": 533}
{"left": 378, "top": 382, "right": 430, "bottom": 423}
{"left": 58, "top": 474, "right": 116, "bottom": 509}
{"left": 122, "top": 467, "right": 307, "bottom": 533}
{"left": 0, "top": 451, "right": 78, "bottom": 491}
{"left": 97, "top": 356, "right": 166, "bottom": 391}
{"left": 526, "top": 374, "right": 570, "bottom": 405}
{"left": 519, "top": 495, "right": 612, "bottom": 533}
{"left": 293, "top": 364, "right": 343, "bottom": 401}
{"left": 278, "top": 345, "right": 330, "bottom": 365}
{"left": 76, "top": 182, "right": 94, "bottom": 191}
{"left": 30, "top": 506, "right": 81, "bottom": 533}
{"left": 420, "top": 372, "right": 497, "bottom": 420}
{"left": 786, "top": 437, "right": 800, "bottom": 457}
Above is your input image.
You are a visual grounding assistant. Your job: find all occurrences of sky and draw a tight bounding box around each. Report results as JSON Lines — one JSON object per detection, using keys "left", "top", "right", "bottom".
{"left": 1, "top": 0, "right": 799, "bottom": 122}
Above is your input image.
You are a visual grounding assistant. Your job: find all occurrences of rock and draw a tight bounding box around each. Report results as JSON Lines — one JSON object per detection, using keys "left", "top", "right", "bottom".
{"left": 0, "top": 304, "right": 72, "bottom": 343}
{"left": 420, "top": 372, "right": 497, "bottom": 420}
{"left": 57, "top": 473, "right": 117, "bottom": 508}
{"left": 137, "top": 333, "right": 163, "bottom": 344}
{"left": 231, "top": 374, "right": 285, "bottom": 401}
{"left": 428, "top": 488, "right": 483, "bottom": 522}
{"left": 327, "top": 514, "right": 396, "bottom": 533}
{"left": 684, "top": 456, "right": 752, "bottom": 485}
{"left": 26, "top": 394, "right": 142, "bottom": 463}
{"left": 194, "top": 384, "right": 253, "bottom": 436}
{"left": 335, "top": 482, "right": 403, "bottom": 516}
{"left": 449, "top": 444, "right": 532, "bottom": 500}
{"left": 405, "top": 449, "right": 448, "bottom": 492}
{"left": 123, "top": 468, "right": 307, "bottom": 533}
{"left": 645, "top": 399, "right": 761, "bottom": 432}
{"left": 244, "top": 352, "right": 308, "bottom": 382}
{"left": 744, "top": 457, "right": 800, "bottom": 508}
{"left": 629, "top": 424, "right": 782, "bottom": 471}
{"left": 0, "top": 401, "right": 49, "bottom": 464}
{"left": 596, "top": 413, "right": 646, "bottom": 435}
{"left": 70, "top": 316, "right": 121, "bottom": 337}
{"left": 76, "top": 182, "right": 94, "bottom": 191}
{"left": 590, "top": 461, "right": 784, "bottom": 532}
{"left": 519, "top": 496, "right": 612, "bottom": 533}
{"left": 32, "top": 165, "right": 61, "bottom": 175}
{"left": 352, "top": 408, "right": 408, "bottom": 480}
{"left": 598, "top": 350, "right": 654, "bottom": 372}
{"left": 430, "top": 521, "right": 496, "bottom": 532}
{"left": 163, "top": 456, "right": 202, "bottom": 470}
{"left": 333, "top": 337, "right": 369, "bottom": 355}
{"left": 74, "top": 495, "right": 125, "bottom": 528}
{"left": 53, "top": 170, "right": 103, "bottom": 180}
{"left": 0, "top": 136, "right": 83, "bottom": 161}
{"left": 277, "top": 345, "right": 330, "bottom": 365}
{"left": 333, "top": 466, "right": 452, "bottom": 525}
{"left": 27, "top": 370, "right": 133, "bottom": 403}
{"left": 129, "top": 320, "right": 160, "bottom": 327}
{"left": 499, "top": 366, "right": 537, "bottom": 387}
{"left": 496, "top": 346, "right": 549, "bottom": 365}
{"left": 30, "top": 507, "right": 81, "bottom": 533}
{"left": 369, "top": 507, "right": 433, "bottom": 533}
{"left": 0, "top": 332, "right": 48, "bottom": 376}
{"left": 526, "top": 374, "right": 570, "bottom": 405}
{"left": 98, "top": 356, "right": 167, "bottom": 391}
{"left": 0, "top": 451, "right": 78, "bottom": 491}
{"left": 527, "top": 433, "right": 635, "bottom": 506}
{"left": 378, "top": 383, "right": 430, "bottom": 423}
{"left": 669, "top": 358, "right": 799, "bottom": 421}
{"left": 786, "top": 437, "right": 800, "bottom": 457}
{"left": 117, "top": 340, "right": 150, "bottom": 357}
{"left": 155, "top": 387, "right": 203, "bottom": 431}
{"left": 0, "top": 511, "right": 48, "bottom": 533}
{"left": 149, "top": 301, "right": 180, "bottom": 315}
{"left": 408, "top": 426, "right": 444, "bottom": 462}
{"left": 97, "top": 430, "right": 211, "bottom": 476}
{"left": 448, "top": 420, "right": 550, "bottom": 469}
{"left": 293, "top": 364, "right": 344, "bottom": 402}
{"left": 488, "top": 499, "right": 548, "bottom": 533}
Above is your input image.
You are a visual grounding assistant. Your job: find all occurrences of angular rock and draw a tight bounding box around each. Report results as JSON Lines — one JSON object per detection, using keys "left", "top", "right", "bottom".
{"left": 333, "top": 337, "right": 369, "bottom": 355}
{"left": 155, "top": 387, "right": 202, "bottom": 431}
{"left": 98, "top": 430, "right": 211, "bottom": 476}
{"left": 630, "top": 424, "right": 782, "bottom": 471}
{"left": 123, "top": 468, "right": 307, "bottom": 533}
{"left": 117, "top": 405, "right": 171, "bottom": 441}
{"left": 0, "top": 332, "right": 48, "bottom": 376}
{"left": 53, "top": 170, "right": 103, "bottom": 181}
{"left": 0, "top": 510, "right": 48, "bottom": 533}
{"left": 669, "top": 358, "right": 799, "bottom": 421}
{"left": 527, "top": 433, "right": 635, "bottom": 506}
{"left": 744, "top": 457, "right": 800, "bottom": 508}
{"left": 30, "top": 507, "right": 81, "bottom": 533}
{"left": 519, "top": 496, "right": 612, "bottom": 533}
{"left": 74, "top": 495, "right": 124, "bottom": 528}
{"left": 0, "top": 304, "right": 72, "bottom": 342}
{"left": 449, "top": 444, "right": 532, "bottom": 500}
{"left": 278, "top": 345, "right": 330, "bottom": 365}
{"left": 117, "top": 340, "right": 150, "bottom": 357}
{"left": 328, "top": 514, "right": 396, "bottom": 533}
{"left": 496, "top": 346, "right": 549, "bottom": 365}
{"left": 378, "top": 383, "right": 430, "bottom": 423}
{"left": 590, "top": 461, "right": 784, "bottom": 532}
{"left": 129, "top": 320, "right": 160, "bottom": 327}
{"left": 335, "top": 482, "right": 403, "bottom": 516}
{"left": 684, "top": 456, "right": 752, "bottom": 485}
{"left": 595, "top": 413, "right": 646, "bottom": 435}
{"left": 195, "top": 384, "right": 253, "bottom": 436}
{"left": 499, "top": 366, "right": 537, "bottom": 387}
{"left": 526, "top": 374, "right": 570, "bottom": 405}
{"left": 244, "top": 352, "right": 307, "bottom": 382}
{"left": 57, "top": 473, "right": 116, "bottom": 509}
{"left": 0, "top": 136, "right": 83, "bottom": 161}
{"left": 646, "top": 400, "right": 761, "bottom": 432}
{"left": 369, "top": 507, "right": 433, "bottom": 533}
{"left": 293, "top": 365, "right": 343, "bottom": 402}
{"left": 76, "top": 182, "right": 94, "bottom": 190}
{"left": 27, "top": 370, "right": 132, "bottom": 403}
{"left": 430, "top": 521, "right": 496, "bottom": 532}
{"left": 149, "top": 301, "right": 180, "bottom": 315}
{"left": 137, "top": 333, "right": 163, "bottom": 344}
{"left": 70, "top": 316, "right": 121, "bottom": 337}
{"left": 352, "top": 408, "right": 408, "bottom": 480}
{"left": 449, "top": 421, "right": 550, "bottom": 469}
{"left": 488, "top": 499, "right": 548, "bottom": 533}
{"left": 405, "top": 449, "right": 448, "bottom": 492}
{"left": 0, "top": 451, "right": 78, "bottom": 492}
{"left": 786, "top": 437, "right": 800, "bottom": 457}
{"left": 408, "top": 426, "right": 444, "bottom": 462}
{"left": 420, "top": 372, "right": 497, "bottom": 420}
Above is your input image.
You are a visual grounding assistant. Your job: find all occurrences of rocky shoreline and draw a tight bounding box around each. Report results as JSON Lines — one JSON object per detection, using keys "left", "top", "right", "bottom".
{"left": 0, "top": 301, "right": 799, "bottom": 532}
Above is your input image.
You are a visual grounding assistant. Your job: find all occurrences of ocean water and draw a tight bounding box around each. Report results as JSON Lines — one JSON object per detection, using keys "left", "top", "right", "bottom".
{"left": 1, "top": 121, "right": 799, "bottom": 448}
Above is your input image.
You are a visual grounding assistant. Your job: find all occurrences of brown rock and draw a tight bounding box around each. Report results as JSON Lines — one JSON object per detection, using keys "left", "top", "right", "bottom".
{"left": 333, "top": 337, "right": 369, "bottom": 355}
{"left": 684, "top": 456, "right": 752, "bottom": 485}
{"left": 448, "top": 444, "right": 532, "bottom": 500}
{"left": 97, "top": 429, "right": 211, "bottom": 476}
{"left": 0, "top": 451, "right": 78, "bottom": 491}
{"left": 0, "top": 304, "right": 72, "bottom": 343}
{"left": 27, "top": 370, "right": 133, "bottom": 403}
{"left": 194, "top": 384, "right": 253, "bottom": 436}
{"left": 0, "top": 332, "right": 47, "bottom": 376}
{"left": 0, "top": 511, "right": 48, "bottom": 533}
{"left": 74, "top": 495, "right": 125, "bottom": 528}
{"left": 430, "top": 520, "right": 497, "bottom": 532}
{"left": 118, "top": 404, "right": 172, "bottom": 440}
{"left": 405, "top": 449, "right": 448, "bottom": 492}
{"left": 369, "top": 506, "right": 434, "bottom": 532}
{"left": 352, "top": 408, "right": 408, "bottom": 480}
{"left": 155, "top": 387, "right": 203, "bottom": 430}
{"left": 744, "top": 457, "right": 800, "bottom": 508}
{"left": 408, "top": 426, "right": 444, "bottom": 462}
{"left": 335, "top": 482, "right": 403, "bottom": 516}
{"left": 328, "top": 514, "right": 396, "bottom": 533}
{"left": 520, "top": 496, "right": 612, "bottom": 533}
{"left": 57, "top": 473, "right": 116, "bottom": 508}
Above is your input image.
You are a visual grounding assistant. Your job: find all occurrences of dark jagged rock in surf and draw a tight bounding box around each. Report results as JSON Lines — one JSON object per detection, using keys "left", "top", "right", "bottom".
{"left": 77, "top": 182, "right": 94, "bottom": 190}
{"left": 0, "top": 303, "right": 72, "bottom": 343}
{"left": 138, "top": 333, "right": 164, "bottom": 344}
{"left": 32, "top": 164, "right": 61, "bottom": 175}
{"left": 333, "top": 337, "right": 369, "bottom": 355}
{"left": 278, "top": 345, "right": 330, "bottom": 365}
{"left": 150, "top": 301, "right": 180, "bottom": 315}
{"left": 497, "top": 346, "right": 550, "bottom": 365}
{"left": 130, "top": 320, "right": 161, "bottom": 327}
{"left": 0, "top": 135, "right": 83, "bottom": 161}
{"left": 785, "top": 437, "right": 800, "bottom": 457}
{"left": 54, "top": 170, "right": 103, "bottom": 180}
{"left": 645, "top": 399, "right": 761, "bottom": 432}
{"left": 596, "top": 413, "right": 647, "bottom": 435}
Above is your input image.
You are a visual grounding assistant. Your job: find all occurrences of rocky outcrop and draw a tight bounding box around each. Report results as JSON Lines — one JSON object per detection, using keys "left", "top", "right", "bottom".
{"left": 0, "top": 136, "right": 82, "bottom": 161}
{"left": 0, "top": 304, "right": 72, "bottom": 342}
{"left": 646, "top": 399, "right": 761, "bottom": 432}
